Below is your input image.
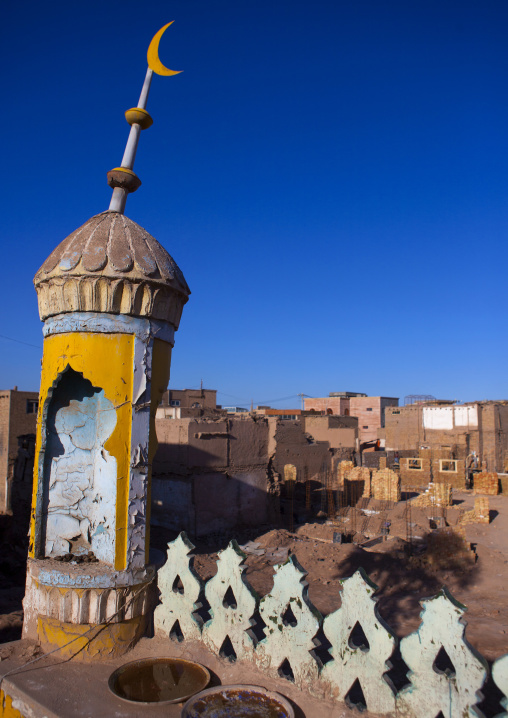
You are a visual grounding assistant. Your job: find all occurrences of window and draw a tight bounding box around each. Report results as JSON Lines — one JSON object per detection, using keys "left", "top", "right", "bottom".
{"left": 26, "top": 400, "right": 38, "bottom": 414}
{"left": 440, "top": 460, "right": 457, "bottom": 473}
{"left": 407, "top": 458, "right": 422, "bottom": 470}
{"left": 363, "top": 425, "right": 369, "bottom": 429}
{"left": 366, "top": 407, "right": 373, "bottom": 412}
{"left": 392, "top": 410, "right": 400, "bottom": 415}
{"left": 170, "top": 400, "right": 181, "bottom": 407}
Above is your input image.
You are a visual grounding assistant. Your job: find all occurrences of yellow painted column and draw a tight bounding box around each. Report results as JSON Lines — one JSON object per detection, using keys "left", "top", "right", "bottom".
{"left": 29, "top": 332, "right": 134, "bottom": 570}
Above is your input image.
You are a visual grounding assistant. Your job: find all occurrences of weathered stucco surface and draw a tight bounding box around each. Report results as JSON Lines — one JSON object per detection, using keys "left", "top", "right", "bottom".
{"left": 45, "top": 386, "right": 117, "bottom": 563}
{"left": 31, "top": 313, "right": 173, "bottom": 575}
{"left": 31, "top": 332, "right": 134, "bottom": 571}
{"left": 34, "top": 211, "right": 190, "bottom": 326}
{"left": 151, "top": 415, "right": 357, "bottom": 538}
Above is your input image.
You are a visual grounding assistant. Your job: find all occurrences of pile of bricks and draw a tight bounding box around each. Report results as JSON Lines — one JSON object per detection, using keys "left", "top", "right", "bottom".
{"left": 371, "top": 469, "right": 401, "bottom": 502}
{"left": 412, "top": 483, "right": 452, "bottom": 508}
{"left": 284, "top": 464, "right": 297, "bottom": 483}
{"left": 475, "top": 497, "right": 490, "bottom": 523}
{"left": 337, "top": 460, "right": 354, "bottom": 487}
{"left": 473, "top": 472, "right": 499, "bottom": 495}
{"left": 459, "top": 508, "right": 477, "bottom": 526}
{"left": 346, "top": 467, "right": 372, "bottom": 498}
{"left": 459, "top": 497, "right": 490, "bottom": 526}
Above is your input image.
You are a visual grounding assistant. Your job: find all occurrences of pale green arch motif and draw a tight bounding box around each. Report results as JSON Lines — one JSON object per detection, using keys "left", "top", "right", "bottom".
{"left": 322, "top": 568, "right": 396, "bottom": 714}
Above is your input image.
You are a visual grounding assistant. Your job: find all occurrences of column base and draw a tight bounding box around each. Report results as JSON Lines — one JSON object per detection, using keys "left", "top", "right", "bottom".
{"left": 23, "top": 558, "right": 156, "bottom": 661}
{"left": 36, "top": 614, "right": 147, "bottom": 661}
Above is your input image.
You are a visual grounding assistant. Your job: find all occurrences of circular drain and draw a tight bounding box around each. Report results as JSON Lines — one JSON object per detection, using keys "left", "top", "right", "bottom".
{"left": 108, "top": 657, "right": 210, "bottom": 705}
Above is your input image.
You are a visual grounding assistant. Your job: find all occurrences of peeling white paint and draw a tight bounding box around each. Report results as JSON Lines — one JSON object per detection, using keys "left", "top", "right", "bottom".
{"left": 43, "top": 311, "right": 175, "bottom": 345}
{"left": 45, "top": 389, "right": 117, "bottom": 564}
{"left": 38, "top": 308, "right": 172, "bottom": 575}
{"left": 23, "top": 561, "right": 153, "bottom": 627}
{"left": 127, "top": 333, "right": 153, "bottom": 571}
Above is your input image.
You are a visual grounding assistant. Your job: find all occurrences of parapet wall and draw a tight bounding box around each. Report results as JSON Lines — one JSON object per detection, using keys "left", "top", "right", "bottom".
{"left": 154, "top": 531, "right": 507, "bottom": 717}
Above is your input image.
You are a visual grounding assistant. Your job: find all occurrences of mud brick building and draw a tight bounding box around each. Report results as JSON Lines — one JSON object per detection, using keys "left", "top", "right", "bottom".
{"left": 384, "top": 402, "right": 508, "bottom": 486}
{"left": 158, "top": 388, "right": 218, "bottom": 419}
{"left": 304, "top": 392, "right": 398, "bottom": 446}
{"left": 151, "top": 414, "right": 357, "bottom": 538}
{"left": 0, "top": 388, "right": 39, "bottom": 513}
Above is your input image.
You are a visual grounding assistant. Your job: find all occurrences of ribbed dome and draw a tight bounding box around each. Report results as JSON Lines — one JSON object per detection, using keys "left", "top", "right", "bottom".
{"left": 34, "top": 211, "right": 190, "bottom": 326}
{"left": 36, "top": 211, "right": 190, "bottom": 294}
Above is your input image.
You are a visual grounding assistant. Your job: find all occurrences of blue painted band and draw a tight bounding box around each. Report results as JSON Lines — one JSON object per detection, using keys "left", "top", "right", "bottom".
{"left": 43, "top": 312, "right": 175, "bottom": 345}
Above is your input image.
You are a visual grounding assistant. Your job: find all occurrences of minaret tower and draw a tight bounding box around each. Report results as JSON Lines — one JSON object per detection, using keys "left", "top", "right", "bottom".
{"left": 23, "top": 24, "right": 190, "bottom": 660}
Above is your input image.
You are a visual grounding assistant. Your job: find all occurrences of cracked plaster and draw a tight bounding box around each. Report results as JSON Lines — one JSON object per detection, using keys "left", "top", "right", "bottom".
{"left": 45, "top": 387, "right": 117, "bottom": 564}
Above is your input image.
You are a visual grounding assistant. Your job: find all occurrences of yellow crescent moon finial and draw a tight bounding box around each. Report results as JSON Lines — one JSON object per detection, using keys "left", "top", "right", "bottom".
{"left": 147, "top": 22, "right": 182, "bottom": 76}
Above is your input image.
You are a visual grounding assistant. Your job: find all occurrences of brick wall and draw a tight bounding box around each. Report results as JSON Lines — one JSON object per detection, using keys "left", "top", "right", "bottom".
{"left": 385, "top": 402, "right": 508, "bottom": 475}
{"left": 433, "top": 458, "right": 466, "bottom": 488}
{"left": 303, "top": 397, "right": 349, "bottom": 415}
{"left": 400, "top": 455, "right": 432, "bottom": 488}
{"left": 473, "top": 472, "right": 500, "bottom": 495}
{"left": 161, "top": 388, "right": 217, "bottom": 410}
{"left": 385, "top": 405, "right": 422, "bottom": 451}
{"left": 0, "top": 390, "right": 38, "bottom": 513}
{"left": 362, "top": 452, "right": 385, "bottom": 469}
{"left": 350, "top": 397, "right": 398, "bottom": 445}
{"left": 152, "top": 414, "right": 356, "bottom": 538}
{"left": 302, "top": 415, "right": 358, "bottom": 449}
{"left": 371, "top": 469, "right": 401, "bottom": 501}
{"left": 481, "top": 404, "right": 508, "bottom": 473}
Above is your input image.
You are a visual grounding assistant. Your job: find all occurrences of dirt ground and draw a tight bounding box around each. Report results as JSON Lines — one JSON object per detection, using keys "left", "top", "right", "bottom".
{"left": 187, "top": 490, "right": 508, "bottom": 663}
{"left": 1, "top": 490, "right": 507, "bottom": 665}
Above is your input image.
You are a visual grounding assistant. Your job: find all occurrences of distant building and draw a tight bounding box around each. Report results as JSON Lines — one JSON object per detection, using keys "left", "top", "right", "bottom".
{"left": 254, "top": 408, "right": 301, "bottom": 420}
{"left": 0, "top": 388, "right": 39, "bottom": 513}
{"left": 158, "top": 388, "right": 219, "bottom": 419}
{"left": 303, "top": 393, "right": 398, "bottom": 446}
{"left": 160, "top": 388, "right": 217, "bottom": 410}
{"left": 385, "top": 401, "right": 508, "bottom": 477}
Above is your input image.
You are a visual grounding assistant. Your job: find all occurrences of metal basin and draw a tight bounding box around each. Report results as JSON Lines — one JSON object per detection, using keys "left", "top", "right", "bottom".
{"left": 181, "top": 684, "right": 295, "bottom": 718}
{"left": 108, "top": 657, "right": 210, "bottom": 705}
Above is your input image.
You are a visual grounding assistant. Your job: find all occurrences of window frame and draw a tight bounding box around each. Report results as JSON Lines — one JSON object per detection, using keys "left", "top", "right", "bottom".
{"left": 26, "top": 399, "right": 38, "bottom": 414}
{"left": 439, "top": 459, "right": 458, "bottom": 473}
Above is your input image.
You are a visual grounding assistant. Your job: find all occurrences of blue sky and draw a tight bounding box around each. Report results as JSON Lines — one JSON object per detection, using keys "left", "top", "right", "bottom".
{"left": 1, "top": 0, "right": 507, "bottom": 407}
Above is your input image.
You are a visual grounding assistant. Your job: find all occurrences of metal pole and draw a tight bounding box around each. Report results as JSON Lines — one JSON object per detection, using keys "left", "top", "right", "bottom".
{"left": 109, "top": 67, "right": 153, "bottom": 212}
